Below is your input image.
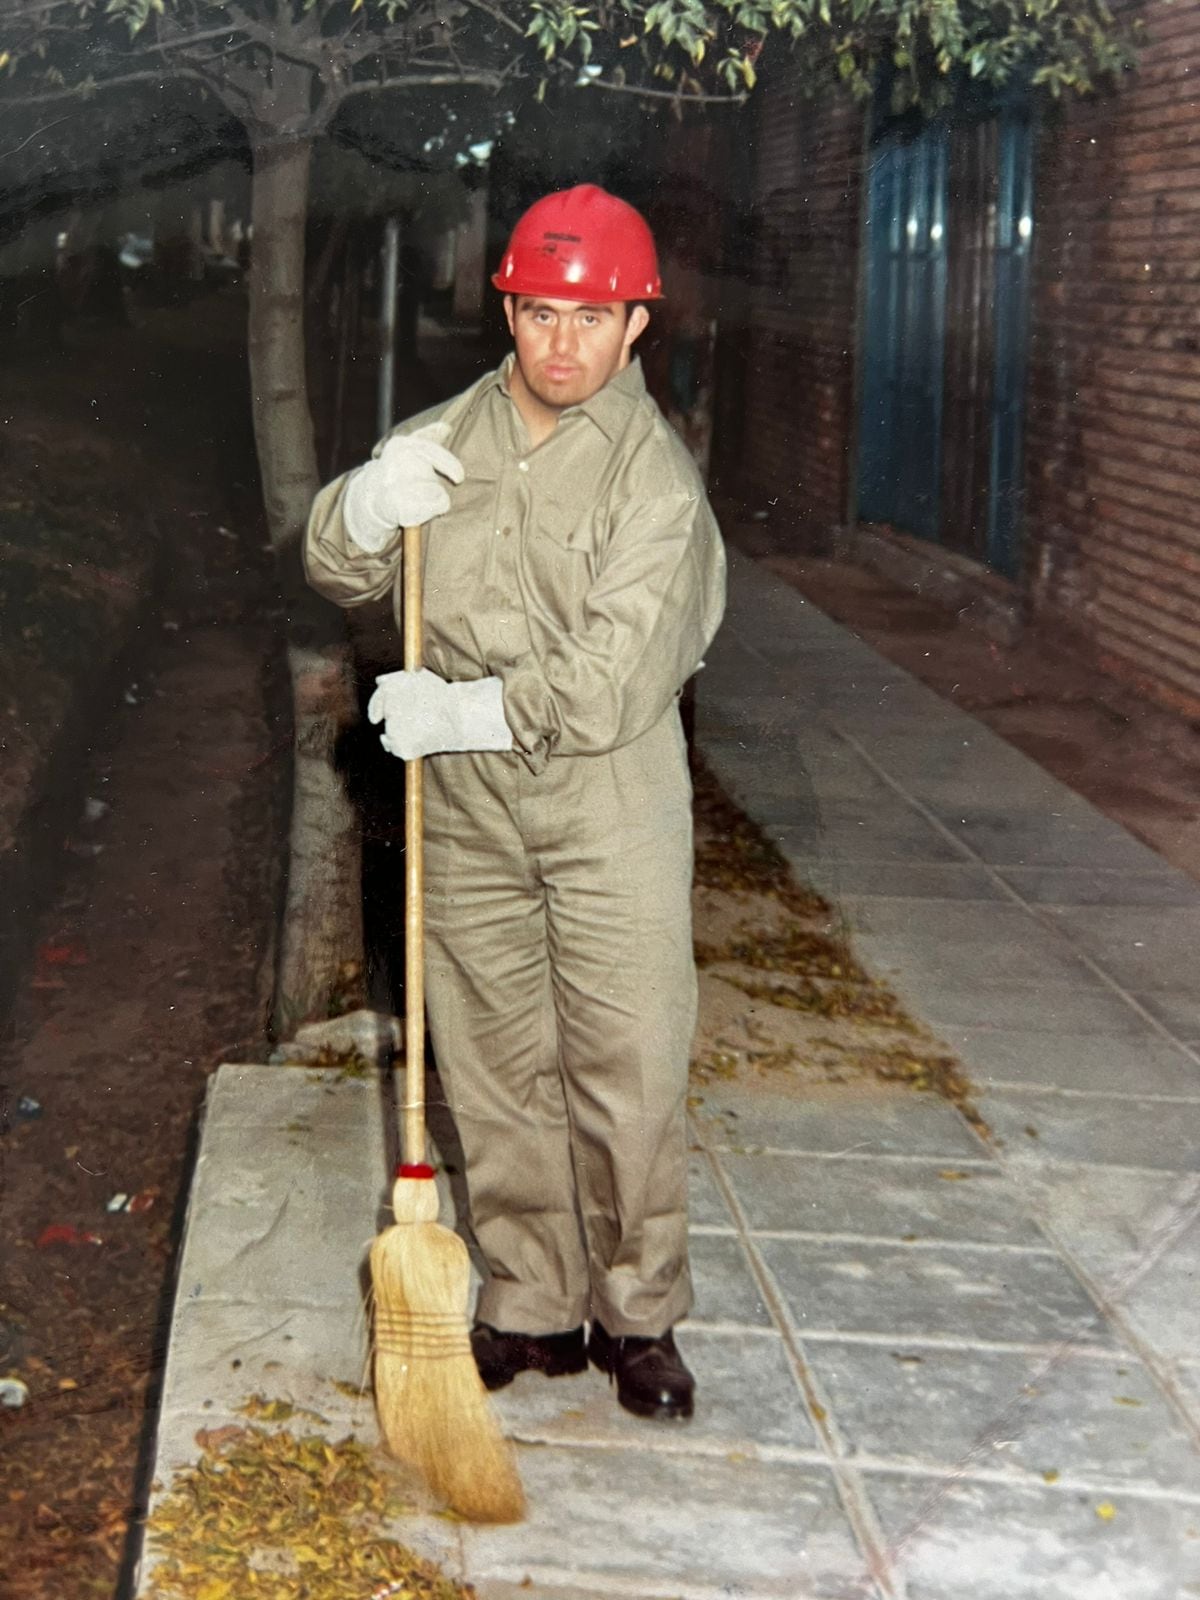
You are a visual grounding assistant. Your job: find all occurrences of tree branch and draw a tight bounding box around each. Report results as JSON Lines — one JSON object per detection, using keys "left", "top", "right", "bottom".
{"left": 0, "top": 65, "right": 215, "bottom": 107}
{"left": 212, "top": 54, "right": 276, "bottom": 120}
{"left": 0, "top": 116, "right": 70, "bottom": 158}
{"left": 335, "top": 66, "right": 507, "bottom": 104}
{"left": 337, "top": 30, "right": 409, "bottom": 67}
{"left": 584, "top": 75, "right": 748, "bottom": 106}
{"left": 0, "top": 0, "right": 77, "bottom": 24}
{"left": 220, "top": 0, "right": 263, "bottom": 30}
{"left": 153, "top": 20, "right": 263, "bottom": 53}
{"left": 460, "top": 0, "right": 527, "bottom": 37}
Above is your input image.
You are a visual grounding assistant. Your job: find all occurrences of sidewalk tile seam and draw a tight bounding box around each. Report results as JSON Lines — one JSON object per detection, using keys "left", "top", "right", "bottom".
{"left": 472, "top": 1563, "right": 844, "bottom": 1600}
{"left": 774, "top": 1316, "right": 1118, "bottom": 1366}
{"left": 948, "top": 889, "right": 1193, "bottom": 1054}
{"left": 505, "top": 1429, "right": 831, "bottom": 1470}
{"left": 1143, "top": 1031, "right": 1200, "bottom": 1070}
{"left": 169, "top": 1293, "right": 376, "bottom": 1312}
{"left": 678, "top": 1320, "right": 782, "bottom": 1339}
{"left": 994, "top": 1149, "right": 1200, "bottom": 1448}
{"left": 830, "top": 727, "right": 1195, "bottom": 1056}
{"left": 714, "top": 1234, "right": 1084, "bottom": 1270}
{"left": 692, "top": 1121, "right": 902, "bottom": 1596}
{"left": 694, "top": 1137, "right": 855, "bottom": 1459}
{"left": 1021, "top": 1166, "right": 1200, "bottom": 1304}
{"left": 733, "top": 1231, "right": 1058, "bottom": 1257}
{"left": 710, "top": 1231, "right": 936, "bottom": 1600}
{"left": 701, "top": 1147, "right": 998, "bottom": 1169}
{"left": 982, "top": 1083, "right": 1200, "bottom": 1105}
{"left": 682, "top": 1313, "right": 794, "bottom": 1333}
{"left": 984, "top": 1154, "right": 1200, "bottom": 1179}
{"left": 821, "top": 1465, "right": 910, "bottom": 1600}
{"left": 987, "top": 1155, "right": 1200, "bottom": 1180}
{"left": 848, "top": 1457, "right": 1200, "bottom": 1507}
{"left": 796, "top": 1330, "right": 1146, "bottom": 1359}
{"left": 1013, "top": 866, "right": 1200, "bottom": 878}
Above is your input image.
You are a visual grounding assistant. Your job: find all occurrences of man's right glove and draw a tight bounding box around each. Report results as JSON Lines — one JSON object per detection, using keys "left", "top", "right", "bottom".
{"left": 367, "top": 668, "right": 513, "bottom": 762}
{"left": 343, "top": 422, "right": 464, "bottom": 553}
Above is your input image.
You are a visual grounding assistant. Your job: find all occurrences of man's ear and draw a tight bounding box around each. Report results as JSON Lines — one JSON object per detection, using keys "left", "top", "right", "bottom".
{"left": 624, "top": 303, "right": 650, "bottom": 350}
{"left": 503, "top": 294, "right": 516, "bottom": 338}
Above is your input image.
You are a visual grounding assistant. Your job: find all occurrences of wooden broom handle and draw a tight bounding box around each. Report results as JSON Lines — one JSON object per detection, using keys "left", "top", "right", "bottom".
{"left": 403, "top": 524, "right": 426, "bottom": 1167}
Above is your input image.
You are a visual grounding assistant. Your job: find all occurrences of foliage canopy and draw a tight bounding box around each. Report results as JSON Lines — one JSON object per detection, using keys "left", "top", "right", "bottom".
{"left": 0, "top": 0, "right": 1135, "bottom": 139}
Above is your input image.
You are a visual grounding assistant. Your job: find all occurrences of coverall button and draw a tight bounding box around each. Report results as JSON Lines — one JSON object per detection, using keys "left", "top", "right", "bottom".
{"left": 517, "top": 459, "right": 529, "bottom": 472}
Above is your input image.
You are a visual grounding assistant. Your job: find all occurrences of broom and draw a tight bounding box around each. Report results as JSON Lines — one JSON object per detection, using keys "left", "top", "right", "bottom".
{"left": 369, "top": 521, "right": 526, "bottom": 1525}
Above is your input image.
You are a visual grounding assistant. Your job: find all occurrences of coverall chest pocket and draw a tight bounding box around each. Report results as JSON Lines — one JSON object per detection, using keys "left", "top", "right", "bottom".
{"left": 427, "top": 474, "right": 498, "bottom": 581}
{"left": 530, "top": 497, "right": 599, "bottom": 630}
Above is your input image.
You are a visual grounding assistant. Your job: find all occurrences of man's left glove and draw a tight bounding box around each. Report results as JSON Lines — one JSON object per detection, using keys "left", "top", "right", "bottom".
{"left": 367, "top": 669, "right": 513, "bottom": 762}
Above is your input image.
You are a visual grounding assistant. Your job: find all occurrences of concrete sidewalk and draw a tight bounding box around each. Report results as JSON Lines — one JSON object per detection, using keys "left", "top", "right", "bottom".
{"left": 136, "top": 550, "right": 1200, "bottom": 1600}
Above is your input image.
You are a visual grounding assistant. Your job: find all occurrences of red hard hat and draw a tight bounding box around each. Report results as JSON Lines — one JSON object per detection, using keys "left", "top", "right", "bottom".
{"left": 492, "top": 184, "right": 663, "bottom": 302}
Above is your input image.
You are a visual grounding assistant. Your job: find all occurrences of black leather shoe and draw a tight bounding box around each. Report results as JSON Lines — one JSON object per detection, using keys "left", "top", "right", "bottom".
{"left": 588, "top": 1321, "right": 695, "bottom": 1421}
{"left": 470, "top": 1322, "right": 587, "bottom": 1391}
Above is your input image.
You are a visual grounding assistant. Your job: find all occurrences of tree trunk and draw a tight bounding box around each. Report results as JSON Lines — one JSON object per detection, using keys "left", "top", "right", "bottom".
{"left": 247, "top": 131, "right": 364, "bottom": 1034}
{"left": 248, "top": 134, "right": 320, "bottom": 554}
{"left": 329, "top": 230, "right": 360, "bottom": 478}
{"left": 306, "top": 215, "right": 350, "bottom": 469}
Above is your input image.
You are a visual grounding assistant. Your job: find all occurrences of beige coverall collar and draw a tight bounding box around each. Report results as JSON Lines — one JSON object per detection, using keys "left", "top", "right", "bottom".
{"left": 489, "top": 351, "right": 648, "bottom": 443}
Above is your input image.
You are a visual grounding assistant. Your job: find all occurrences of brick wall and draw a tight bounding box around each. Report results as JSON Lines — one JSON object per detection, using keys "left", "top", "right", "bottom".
{"left": 737, "top": 72, "right": 862, "bottom": 531}
{"left": 1026, "top": 0, "right": 1200, "bottom": 717}
{"left": 737, "top": 20, "right": 1200, "bottom": 719}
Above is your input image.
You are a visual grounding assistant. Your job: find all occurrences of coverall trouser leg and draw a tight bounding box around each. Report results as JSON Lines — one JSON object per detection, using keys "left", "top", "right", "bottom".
{"left": 421, "top": 715, "right": 696, "bottom": 1339}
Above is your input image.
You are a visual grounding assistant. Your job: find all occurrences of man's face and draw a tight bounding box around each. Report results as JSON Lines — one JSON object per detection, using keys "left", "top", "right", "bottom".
{"left": 505, "top": 295, "right": 649, "bottom": 413}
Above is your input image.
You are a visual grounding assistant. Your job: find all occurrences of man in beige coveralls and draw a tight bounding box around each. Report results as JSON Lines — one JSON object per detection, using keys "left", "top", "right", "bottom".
{"left": 305, "top": 185, "right": 725, "bottom": 1420}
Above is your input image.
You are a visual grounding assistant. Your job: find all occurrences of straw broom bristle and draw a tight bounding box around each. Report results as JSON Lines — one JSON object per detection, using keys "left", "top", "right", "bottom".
{"left": 370, "top": 1174, "right": 526, "bottom": 1524}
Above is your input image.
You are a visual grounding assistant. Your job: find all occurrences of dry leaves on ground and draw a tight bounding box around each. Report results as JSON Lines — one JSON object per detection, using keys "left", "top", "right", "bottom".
{"left": 689, "top": 758, "right": 984, "bottom": 1131}
{"left": 144, "top": 1425, "right": 473, "bottom": 1600}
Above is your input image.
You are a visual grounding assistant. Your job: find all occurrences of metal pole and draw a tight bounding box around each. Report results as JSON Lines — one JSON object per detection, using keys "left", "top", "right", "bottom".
{"left": 377, "top": 216, "right": 400, "bottom": 439}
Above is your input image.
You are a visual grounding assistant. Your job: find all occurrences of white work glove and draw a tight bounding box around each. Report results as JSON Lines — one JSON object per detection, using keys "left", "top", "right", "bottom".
{"left": 343, "top": 422, "right": 464, "bottom": 553}
{"left": 367, "top": 668, "right": 513, "bottom": 762}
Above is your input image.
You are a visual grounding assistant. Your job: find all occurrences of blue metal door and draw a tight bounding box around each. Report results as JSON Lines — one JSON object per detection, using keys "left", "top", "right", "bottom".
{"left": 987, "top": 112, "right": 1034, "bottom": 577}
{"left": 857, "top": 101, "right": 1034, "bottom": 577}
{"left": 857, "top": 121, "right": 949, "bottom": 544}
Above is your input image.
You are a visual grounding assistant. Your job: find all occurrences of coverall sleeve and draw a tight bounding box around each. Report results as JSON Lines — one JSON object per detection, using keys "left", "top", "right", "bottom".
{"left": 302, "top": 470, "right": 405, "bottom": 609}
{"left": 493, "top": 489, "right": 726, "bottom": 769}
